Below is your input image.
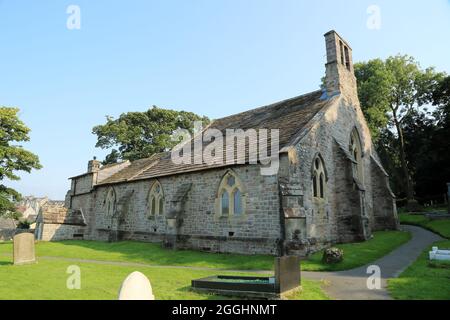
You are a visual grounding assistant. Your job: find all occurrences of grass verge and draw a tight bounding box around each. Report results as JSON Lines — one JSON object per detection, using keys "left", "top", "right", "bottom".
{"left": 302, "top": 231, "right": 411, "bottom": 271}
{"left": 388, "top": 240, "right": 450, "bottom": 300}
{"left": 399, "top": 214, "right": 450, "bottom": 238}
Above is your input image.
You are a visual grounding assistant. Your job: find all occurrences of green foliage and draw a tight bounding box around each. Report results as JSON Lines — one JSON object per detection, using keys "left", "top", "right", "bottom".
{"left": 0, "top": 107, "right": 41, "bottom": 218}
{"left": 433, "top": 75, "right": 450, "bottom": 117}
{"left": 354, "top": 58, "right": 392, "bottom": 141}
{"left": 428, "top": 260, "right": 450, "bottom": 270}
{"left": 354, "top": 56, "right": 446, "bottom": 201}
{"left": 17, "top": 220, "right": 31, "bottom": 230}
{"left": 93, "top": 106, "right": 210, "bottom": 163}
{"left": 399, "top": 213, "right": 450, "bottom": 239}
{"left": 388, "top": 240, "right": 450, "bottom": 300}
{"left": 0, "top": 185, "right": 22, "bottom": 219}
{"left": 304, "top": 231, "right": 411, "bottom": 271}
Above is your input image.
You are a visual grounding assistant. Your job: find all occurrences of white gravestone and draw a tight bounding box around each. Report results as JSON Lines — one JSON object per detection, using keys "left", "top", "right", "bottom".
{"left": 429, "top": 247, "right": 450, "bottom": 261}
{"left": 118, "top": 272, "right": 155, "bottom": 300}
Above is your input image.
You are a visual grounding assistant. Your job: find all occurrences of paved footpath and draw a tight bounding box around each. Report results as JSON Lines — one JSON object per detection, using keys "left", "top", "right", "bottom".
{"left": 302, "top": 225, "right": 443, "bottom": 300}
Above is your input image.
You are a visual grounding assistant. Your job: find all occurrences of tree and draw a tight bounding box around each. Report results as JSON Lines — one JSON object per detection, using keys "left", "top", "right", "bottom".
{"left": 354, "top": 55, "right": 444, "bottom": 208}
{"left": 93, "top": 106, "right": 210, "bottom": 163}
{"left": 0, "top": 107, "right": 42, "bottom": 218}
{"left": 426, "top": 75, "right": 450, "bottom": 199}
{"left": 433, "top": 75, "right": 450, "bottom": 124}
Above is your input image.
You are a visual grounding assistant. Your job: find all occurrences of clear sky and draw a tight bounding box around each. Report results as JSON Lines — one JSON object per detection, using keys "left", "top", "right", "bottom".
{"left": 1, "top": 0, "right": 450, "bottom": 200}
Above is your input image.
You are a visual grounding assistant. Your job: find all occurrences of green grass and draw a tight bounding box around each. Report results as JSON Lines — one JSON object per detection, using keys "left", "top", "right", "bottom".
{"left": 0, "top": 230, "right": 410, "bottom": 273}
{"left": 399, "top": 214, "right": 450, "bottom": 238}
{"left": 0, "top": 240, "right": 275, "bottom": 270}
{"left": 0, "top": 254, "right": 327, "bottom": 300}
{"left": 388, "top": 240, "right": 450, "bottom": 300}
{"left": 302, "top": 231, "right": 411, "bottom": 271}
{"left": 0, "top": 230, "right": 412, "bottom": 300}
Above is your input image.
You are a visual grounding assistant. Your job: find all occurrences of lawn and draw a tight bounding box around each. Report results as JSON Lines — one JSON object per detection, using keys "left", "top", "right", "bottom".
{"left": 399, "top": 214, "right": 450, "bottom": 238}
{"left": 0, "top": 230, "right": 410, "bottom": 272}
{"left": 302, "top": 231, "right": 411, "bottom": 271}
{"left": 0, "top": 240, "right": 275, "bottom": 270}
{"left": 0, "top": 254, "right": 327, "bottom": 300}
{"left": 388, "top": 240, "right": 450, "bottom": 300}
{"left": 0, "top": 230, "right": 411, "bottom": 300}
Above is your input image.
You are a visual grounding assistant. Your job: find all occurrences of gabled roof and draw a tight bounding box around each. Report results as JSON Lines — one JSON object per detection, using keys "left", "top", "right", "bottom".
{"left": 69, "top": 161, "right": 127, "bottom": 180}
{"left": 97, "top": 90, "right": 335, "bottom": 186}
{"left": 39, "top": 205, "right": 87, "bottom": 226}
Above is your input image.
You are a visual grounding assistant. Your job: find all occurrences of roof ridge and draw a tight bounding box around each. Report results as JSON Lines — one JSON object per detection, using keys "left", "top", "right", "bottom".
{"left": 210, "top": 89, "right": 322, "bottom": 125}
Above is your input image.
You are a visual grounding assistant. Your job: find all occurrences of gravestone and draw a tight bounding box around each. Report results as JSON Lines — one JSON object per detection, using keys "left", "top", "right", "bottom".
{"left": 13, "top": 233, "right": 36, "bottom": 265}
{"left": 118, "top": 272, "right": 155, "bottom": 300}
{"left": 275, "top": 256, "right": 301, "bottom": 294}
{"left": 192, "top": 256, "right": 301, "bottom": 299}
{"left": 429, "top": 247, "right": 450, "bottom": 261}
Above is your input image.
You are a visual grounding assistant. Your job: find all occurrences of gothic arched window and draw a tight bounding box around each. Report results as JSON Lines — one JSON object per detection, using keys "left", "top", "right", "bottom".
{"left": 312, "top": 155, "right": 327, "bottom": 200}
{"left": 217, "top": 171, "right": 246, "bottom": 216}
{"left": 148, "top": 181, "right": 165, "bottom": 216}
{"left": 349, "top": 128, "right": 364, "bottom": 183}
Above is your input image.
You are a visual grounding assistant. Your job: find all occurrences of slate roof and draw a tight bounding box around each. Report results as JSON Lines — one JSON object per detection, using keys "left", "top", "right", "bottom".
{"left": 69, "top": 161, "right": 126, "bottom": 180}
{"left": 95, "top": 90, "right": 334, "bottom": 186}
{"left": 39, "top": 205, "right": 87, "bottom": 226}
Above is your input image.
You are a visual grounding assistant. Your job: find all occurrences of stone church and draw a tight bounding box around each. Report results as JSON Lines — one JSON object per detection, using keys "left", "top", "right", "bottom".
{"left": 37, "top": 31, "right": 398, "bottom": 256}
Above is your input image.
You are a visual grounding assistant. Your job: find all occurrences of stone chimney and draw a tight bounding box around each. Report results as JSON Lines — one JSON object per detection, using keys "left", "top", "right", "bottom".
{"left": 87, "top": 157, "right": 101, "bottom": 173}
{"left": 324, "top": 30, "right": 357, "bottom": 99}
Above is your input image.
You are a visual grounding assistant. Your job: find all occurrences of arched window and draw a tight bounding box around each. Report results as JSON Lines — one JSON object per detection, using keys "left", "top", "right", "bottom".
{"left": 148, "top": 181, "right": 165, "bottom": 216}
{"left": 105, "top": 188, "right": 116, "bottom": 216}
{"left": 217, "top": 171, "right": 246, "bottom": 216}
{"left": 221, "top": 191, "right": 230, "bottom": 215}
{"left": 312, "top": 155, "right": 327, "bottom": 200}
{"left": 349, "top": 128, "right": 364, "bottom": 183}
{"left": 233, "top": 189, "right": 242, "bottom": 215}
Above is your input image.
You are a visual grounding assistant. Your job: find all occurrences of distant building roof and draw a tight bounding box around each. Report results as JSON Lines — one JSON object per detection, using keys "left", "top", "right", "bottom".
{"left": 0, "top": 217, "right": 16, "bottom": 229}
{"left": 38, "top": 205, "right": 86, "bottom": 226}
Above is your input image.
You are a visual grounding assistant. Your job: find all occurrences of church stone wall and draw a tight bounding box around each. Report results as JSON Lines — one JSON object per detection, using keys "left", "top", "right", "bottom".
{"left": 286, "top": 96, "right": 396, "bottom": 254}
{"left": 371, "top": 161, "right": 398, "bottom": 231}
{"left": 39, "top": 224, "right": 86, "bottom": 241}
{"left": 73, "top": 174, "right": 94, "bottom": 195}
{"left": 61, "top": 31, "right": 398, "bottom": 257}
{"left": 80, "top": 165, "right": 281, "bottom": 255}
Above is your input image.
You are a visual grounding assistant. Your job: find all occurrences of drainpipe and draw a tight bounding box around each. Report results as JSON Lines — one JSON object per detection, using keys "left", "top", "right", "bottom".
{"left": 278, "top": 184, "right": 286, "bottom": 257}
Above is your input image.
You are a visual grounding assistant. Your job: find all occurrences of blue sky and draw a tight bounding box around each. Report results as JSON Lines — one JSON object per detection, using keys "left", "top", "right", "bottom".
{"left": 1, "top": 0, "right": 450, "bottom": 200}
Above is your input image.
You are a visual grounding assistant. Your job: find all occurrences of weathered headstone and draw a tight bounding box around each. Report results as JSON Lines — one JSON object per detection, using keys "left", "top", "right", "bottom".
{"left": 275, "top": 256, "right": 301, "bottom": 294}
{"left": 118, "top": 272, "right": 155, "bottom": 300}
{"left": 13, "top": 233, "right": 36, "bottom": 265}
